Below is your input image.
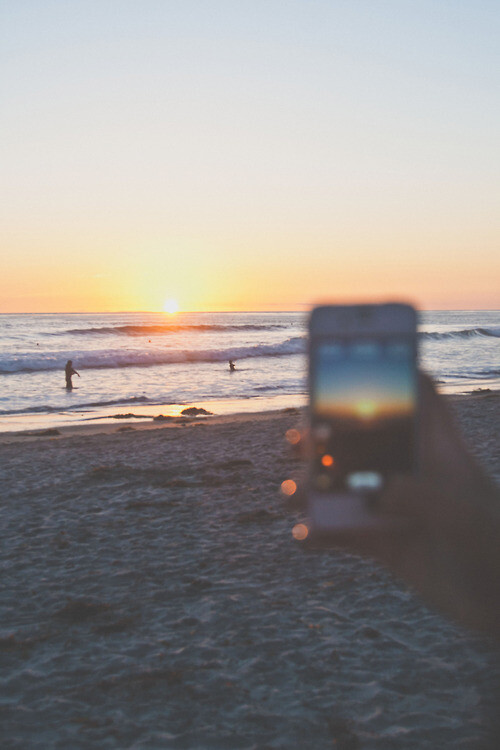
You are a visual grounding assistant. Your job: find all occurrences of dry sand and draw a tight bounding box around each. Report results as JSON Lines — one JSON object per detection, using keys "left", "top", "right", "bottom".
{"left": 1, "top": 394, "right": 499, "bottom": 749}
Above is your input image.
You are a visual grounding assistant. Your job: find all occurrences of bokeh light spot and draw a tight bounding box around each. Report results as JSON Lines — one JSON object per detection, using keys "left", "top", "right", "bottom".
{"left": 292, "top": 523, "right": 309, "bottom": 541}
{"left": 285, "top": 428, "right": 301, "bottom": 445}
{"left": 280, "top": 479, "right": 297, "bottom": 496}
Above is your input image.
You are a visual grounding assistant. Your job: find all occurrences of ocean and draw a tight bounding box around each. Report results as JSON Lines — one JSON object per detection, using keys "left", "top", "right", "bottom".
{"left": 0, "top": 310, "right": 499, "bottom": 432}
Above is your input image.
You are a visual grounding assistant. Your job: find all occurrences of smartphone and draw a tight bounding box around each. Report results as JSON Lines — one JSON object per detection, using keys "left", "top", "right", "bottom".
{"left": 307, "top": 303, "right": 418, "bottom": 535}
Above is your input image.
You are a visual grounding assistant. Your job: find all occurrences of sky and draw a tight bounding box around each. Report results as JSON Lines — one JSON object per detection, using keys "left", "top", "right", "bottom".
{"left": 1, "top": 0, "right": 499, "bottom": 312}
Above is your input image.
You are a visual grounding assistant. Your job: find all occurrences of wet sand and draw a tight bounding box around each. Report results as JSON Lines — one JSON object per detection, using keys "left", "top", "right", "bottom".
{"left": 1, "top": 394, "right": 499, "bottom": 748}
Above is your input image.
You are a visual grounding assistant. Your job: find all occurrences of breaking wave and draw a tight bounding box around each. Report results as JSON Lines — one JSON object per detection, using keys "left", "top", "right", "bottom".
{"left": 420, "top": 327, "right": 500, "bottom": 340}
{"left": 0, "top": 336, "right": 306, "bottom": 374}
{"left": 0, "top": 396, "right": 150, "bottom": 416}
{"left": 61, "top": 323, "right": 288, "bottom": 336}
{"left": 441, "top": 368, "right": 500, "bottom": 380}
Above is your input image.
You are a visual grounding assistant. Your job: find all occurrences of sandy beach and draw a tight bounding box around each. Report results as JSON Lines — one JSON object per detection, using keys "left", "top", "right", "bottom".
{"left": 1, "top": 393, "right": 499, "bottom": 749}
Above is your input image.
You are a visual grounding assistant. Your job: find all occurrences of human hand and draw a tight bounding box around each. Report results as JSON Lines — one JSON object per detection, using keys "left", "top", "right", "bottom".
{"left": 377, "top": 374, "right": 500, "bottom": 637}
{"left": 301, "top": 373, "right": 500, "bottom": 638}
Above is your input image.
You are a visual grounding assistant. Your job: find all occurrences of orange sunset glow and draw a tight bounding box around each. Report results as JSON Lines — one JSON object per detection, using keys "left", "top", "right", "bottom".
{"left": 1, "top": 3, "right": 499, "bottom": 313}
{"left": 317, "top": 396, "right": 414, "bottom": 424}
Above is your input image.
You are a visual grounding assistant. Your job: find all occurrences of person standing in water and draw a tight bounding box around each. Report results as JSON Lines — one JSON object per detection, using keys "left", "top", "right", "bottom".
{"left": 65, "top": 360, "right": 80, "bottom": 389}
{"left": 229, "top": 360, "right": 236, "bottom": 372}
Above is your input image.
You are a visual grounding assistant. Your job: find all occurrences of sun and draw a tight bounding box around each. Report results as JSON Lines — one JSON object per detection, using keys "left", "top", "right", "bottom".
{"left": 355, "top": 399, "right": 377, "bottom": 419}
{"left": 163, "top": 298, "right": 179, "bottom": 314}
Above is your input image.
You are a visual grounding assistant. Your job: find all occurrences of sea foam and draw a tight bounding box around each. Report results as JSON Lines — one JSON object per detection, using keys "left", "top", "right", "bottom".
{"left": 0, "top": 336, "right": 306, "bottom": 374}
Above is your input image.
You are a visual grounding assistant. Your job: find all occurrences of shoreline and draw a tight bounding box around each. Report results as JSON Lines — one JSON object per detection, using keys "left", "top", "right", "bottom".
{"left": 0, "top": 406, "right": 304, "bottom": 444}
{"left": 0, "top": 392, "right": 307, "bottom": 437}
{"left": 1, "top": 387, "right": 498, "bottom": 446}
{"left": 1, "top": 377, "right": 497, "bottom": 436}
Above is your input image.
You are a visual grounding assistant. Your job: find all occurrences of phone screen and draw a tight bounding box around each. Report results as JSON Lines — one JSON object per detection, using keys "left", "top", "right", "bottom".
{"left": 311, "top": 337, "right": 416, "bottom": 494}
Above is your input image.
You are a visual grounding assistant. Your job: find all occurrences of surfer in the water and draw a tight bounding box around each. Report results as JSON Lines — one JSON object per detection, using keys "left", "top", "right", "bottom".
{"left": 229, "top": 360, "right": 236, "bottom": 372}
{"left": 65, "top": 360, "right": 80, "bottom": 389}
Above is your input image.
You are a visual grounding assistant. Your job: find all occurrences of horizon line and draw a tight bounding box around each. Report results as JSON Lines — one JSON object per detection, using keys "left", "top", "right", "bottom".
{"left": 0, "top": 307, "right": 499, "bottom": 315}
